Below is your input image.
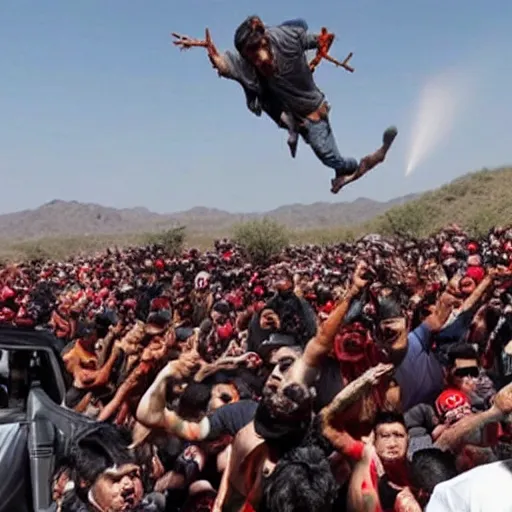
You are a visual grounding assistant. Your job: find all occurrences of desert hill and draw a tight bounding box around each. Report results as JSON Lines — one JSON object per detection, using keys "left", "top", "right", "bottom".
{"left": 0, "top": 195, "right": 416, "bottom": 241}
{"left": 1, "top": 166, "right": 511, "bottom": 261}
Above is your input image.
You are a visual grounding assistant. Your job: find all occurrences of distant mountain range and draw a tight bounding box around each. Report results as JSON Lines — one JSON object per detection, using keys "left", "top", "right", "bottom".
{"left": 0, "top": 195, "right": 418, "bottom": 240}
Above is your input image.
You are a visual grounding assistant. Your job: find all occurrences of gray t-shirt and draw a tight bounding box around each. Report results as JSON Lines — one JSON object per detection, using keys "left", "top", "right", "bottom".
{"left": 224, "top": 21, "right": 324, "bottom": 118}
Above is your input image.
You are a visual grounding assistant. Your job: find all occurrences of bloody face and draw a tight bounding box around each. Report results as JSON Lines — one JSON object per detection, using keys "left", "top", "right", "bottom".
{"left": 89, "top": 464, "right": 144, "bottom": 511}
{"left": 243, "top": 34, "right": 274, "bottom": 76}
{"left": 334, "top": 322, "right": 370, "bottom": 363}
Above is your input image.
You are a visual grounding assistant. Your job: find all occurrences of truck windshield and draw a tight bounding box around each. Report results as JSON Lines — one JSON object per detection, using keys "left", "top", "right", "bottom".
{"left": 0, "top": 348, "right": 60, "bottom": 409}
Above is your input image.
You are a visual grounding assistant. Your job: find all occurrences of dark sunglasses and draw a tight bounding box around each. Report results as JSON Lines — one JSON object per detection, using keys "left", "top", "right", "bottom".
{"left": 453, "top": 366, "right": 479, "bottom": 378}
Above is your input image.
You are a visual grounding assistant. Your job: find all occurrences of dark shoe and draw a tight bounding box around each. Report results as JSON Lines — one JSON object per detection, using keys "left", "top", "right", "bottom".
{"left": 288, "top": 132, "right": 298, "bottom": 158}
{"left": 383, "top": 126, "right": 398, "bottom": 150}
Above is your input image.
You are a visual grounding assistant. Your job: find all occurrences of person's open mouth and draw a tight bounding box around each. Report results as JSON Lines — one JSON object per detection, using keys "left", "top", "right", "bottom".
{"left": 121, "top": 489, "right": 136, "bottom": 509}
{"left": 267, "top": 382, "right": 278, "bottom": 393}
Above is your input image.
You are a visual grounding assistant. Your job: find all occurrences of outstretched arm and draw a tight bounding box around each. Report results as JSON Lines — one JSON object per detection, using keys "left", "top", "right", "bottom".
{"left": 459, "top": 266, "right": 511, "bottom": 313}
{"left": 289, "top": 262, "right": 370, "bottom": 385}
{"left": 321, "top": 363, "right": 394, "bottom": 457}
{"left": 434, "top": 380, "right": 512, "bottom": 451}
{"left": 308, "top": 27, "right": 354, "bottom": 73}
{"left": 172, "top": 29, "right": 231, "bottom": 77}
{"left": 194, "top": 352, "right": 261, "bottom": 382}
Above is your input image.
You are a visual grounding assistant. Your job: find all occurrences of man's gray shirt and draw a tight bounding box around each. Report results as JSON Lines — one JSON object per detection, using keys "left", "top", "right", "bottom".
{"left": 224, "top": 20, "right": 324, "bottom": 118}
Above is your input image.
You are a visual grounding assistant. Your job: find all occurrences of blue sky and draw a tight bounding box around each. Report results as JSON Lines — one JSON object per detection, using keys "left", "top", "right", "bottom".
{"left": 1, "top": 0, "right": 511, "bottom": 214}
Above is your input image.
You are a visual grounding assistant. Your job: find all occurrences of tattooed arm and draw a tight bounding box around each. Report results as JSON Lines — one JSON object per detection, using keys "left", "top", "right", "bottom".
{"left": 322, "top": 364, "right": 394, "bottom": 422}
{"left": 321, "top": 364, "right": 393, "bottom": 456}
{"left": 194, "top": 352, "right": 260, "bottom": 382}
{"left": 435, "top": 380, "right": 512, "bottom": 451}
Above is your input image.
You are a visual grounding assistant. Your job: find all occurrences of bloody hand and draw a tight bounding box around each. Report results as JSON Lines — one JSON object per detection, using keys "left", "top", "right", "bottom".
{"left": 171, "top": 32, "right": 209, "bottom": 50}
{"left": 309, "top": 27, "right": 355, "bottom": 73}
{"left": 171, "top": 29, "right": 217, "bottom": 56}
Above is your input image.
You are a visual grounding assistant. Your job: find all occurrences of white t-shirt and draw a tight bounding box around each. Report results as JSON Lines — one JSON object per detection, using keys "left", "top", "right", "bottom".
{"left": 426, "top": 459, "right": 512, "bottom": 512}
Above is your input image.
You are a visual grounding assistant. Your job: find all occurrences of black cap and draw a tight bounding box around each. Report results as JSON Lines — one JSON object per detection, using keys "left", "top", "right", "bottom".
{"left": 258, "top": 332, "right": 298, "bottom": 359}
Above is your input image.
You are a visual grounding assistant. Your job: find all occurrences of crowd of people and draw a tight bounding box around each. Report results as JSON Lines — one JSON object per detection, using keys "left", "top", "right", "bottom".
{"left": 3, "top": 225, "right": 512, "bottom": 511}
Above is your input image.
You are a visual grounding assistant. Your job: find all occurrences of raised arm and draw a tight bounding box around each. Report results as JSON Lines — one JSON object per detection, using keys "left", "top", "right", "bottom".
{"left": 289, "top": 262, "right": 369, "bottom": 385}
{"left": 460, "top": 272, "right": 494, "bottom": 312}
{"left": 135, "top": 350, "right": 211, "bottom": 441}
{"left": 212, "top": 446, "right": 232, "bottom": 512}
{"left": 434, "top": 380, "right": 512, "bottom": 451}
{"left": 194, "top": 351, "right": 261, "bottom": 382}
{"left": 172, "top": 29, "right": 231, "bottom": 77}
{"left": 322, "top": 364, "right": 394, "bottom": 423}
{"left": 308, "top": 27, "right": 355, "bottom": 73}
{"left": 321, "top": 363, "right": 393, "bottom": 456}
{"left": 460, "top": 266, "right": 511, "bottom": 313}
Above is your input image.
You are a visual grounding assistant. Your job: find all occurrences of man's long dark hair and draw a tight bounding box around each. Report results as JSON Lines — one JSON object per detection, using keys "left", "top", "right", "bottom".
{"left": 234, "top": 15, "right": 265, "bottom": 55}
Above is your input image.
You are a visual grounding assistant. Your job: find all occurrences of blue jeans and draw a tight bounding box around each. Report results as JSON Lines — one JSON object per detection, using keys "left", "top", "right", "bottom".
{"left": 301, "top": 117, "right": 359, "bottom": 175}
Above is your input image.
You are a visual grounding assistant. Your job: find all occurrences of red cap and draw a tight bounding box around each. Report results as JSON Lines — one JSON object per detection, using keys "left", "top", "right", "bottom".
{"left": 217, "top": 322, "right": 234, "bottom": 341}
{"left": 466, "top": 266, "right": 485, "bottom": 283}
{"left": 98, "top": 288, "right": 110, "bottom": 299}
{"left": 435, "top": 389, "right": 469, "bottom": 417}
{"left": 320, "top": 300, "right": 334, "bottom": 314}
{"left": 123, "top": 298, "right": 137, "bottom": 309}
{"left": 467, "top": 241, "right": 479, "bottom": 254}
{"left": 253, "top": 285, "right": 264, "bottom": 297}
{"left": 151, "top": 297, "right": 170, "bottom": 311}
